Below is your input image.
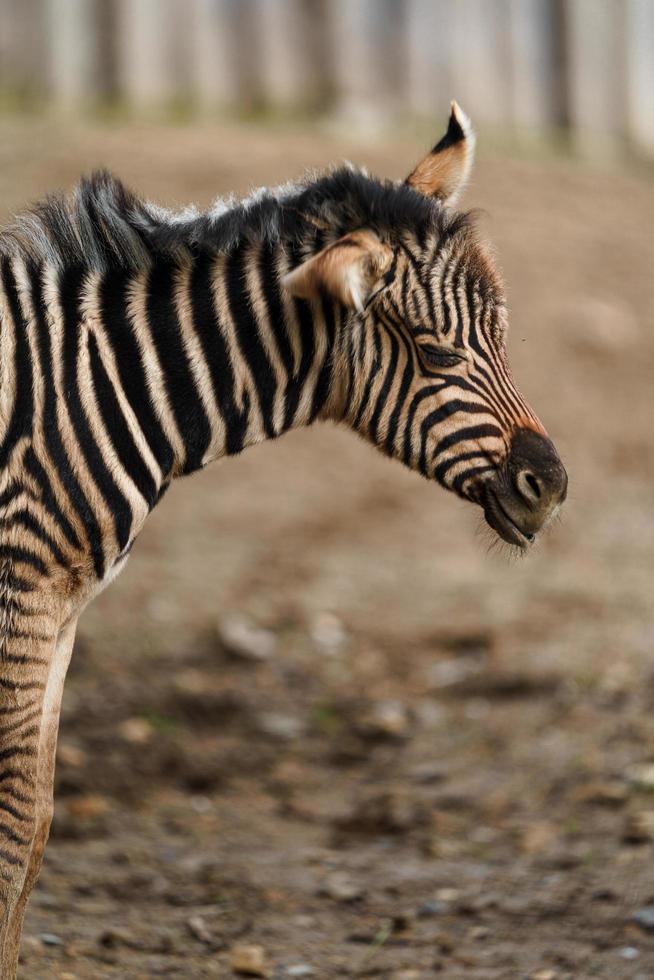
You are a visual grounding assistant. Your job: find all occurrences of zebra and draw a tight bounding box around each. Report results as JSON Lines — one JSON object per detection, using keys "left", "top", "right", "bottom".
{"left": 0, "top": 102, "right": 566, "bottom": 975}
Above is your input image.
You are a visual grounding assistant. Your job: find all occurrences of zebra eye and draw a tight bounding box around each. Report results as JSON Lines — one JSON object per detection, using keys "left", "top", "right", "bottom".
{"left": 419, "top": 345, "right": 464, "bottom": 369}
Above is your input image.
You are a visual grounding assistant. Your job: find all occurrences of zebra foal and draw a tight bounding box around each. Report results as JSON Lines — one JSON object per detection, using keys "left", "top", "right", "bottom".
{"left": 0, "top": 104, "right": 566, "bottom": 975}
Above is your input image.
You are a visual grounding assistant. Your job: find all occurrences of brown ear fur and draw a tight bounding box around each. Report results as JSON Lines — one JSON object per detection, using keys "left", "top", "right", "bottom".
{"left": 282, "top": 230, "right": 392, "bottom": 312}
{"left": 406, "top": 101, "right": 475, "bottom": 206}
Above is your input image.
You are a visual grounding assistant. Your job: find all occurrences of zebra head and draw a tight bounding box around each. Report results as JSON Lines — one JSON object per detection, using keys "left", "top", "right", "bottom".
{"left": 284, "top": 104, "right": 567, "bottom": 549}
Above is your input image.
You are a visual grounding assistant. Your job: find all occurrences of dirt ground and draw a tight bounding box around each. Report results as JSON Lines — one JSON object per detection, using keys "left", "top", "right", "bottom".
{"left": 1, "top": 115, "right": 653, "bottom": 980}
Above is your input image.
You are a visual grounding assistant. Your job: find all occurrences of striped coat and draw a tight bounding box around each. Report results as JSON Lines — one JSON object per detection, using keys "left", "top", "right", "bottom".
{"left": 0, "top": 104, "right": 566, "bottom": 976}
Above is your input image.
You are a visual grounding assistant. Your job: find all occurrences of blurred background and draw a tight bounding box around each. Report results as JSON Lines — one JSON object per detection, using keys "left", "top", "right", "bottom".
{"left": 1, "top": 2, "right": 653, "bottom": 979}
{"left": 0, "top": 0, "right": 653, "bottom": 156}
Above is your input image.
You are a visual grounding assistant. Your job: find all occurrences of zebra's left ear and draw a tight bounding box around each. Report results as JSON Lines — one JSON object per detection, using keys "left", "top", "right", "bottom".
{"left": 406, "top": 101, "right": 475, "bottom": 207}
{"left": 282, "top": 230, "right": 393, "bottom": 313}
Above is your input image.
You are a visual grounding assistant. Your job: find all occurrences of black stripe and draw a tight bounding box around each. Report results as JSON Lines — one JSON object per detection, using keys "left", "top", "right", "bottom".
{"left": 0, "top": 483, "right": 33, "bottom": 511}
{"left": 225, "top": 246, "right": 277, "bottom": 439}
{"left": 419, "top": 401, "right": 492, "bottom": 476}
{"left": 382, "top": 324, "right": 414, "bottom": 457}
{"left": 0, "top": 848, "right": 24, "bottom": 867}
{"left": 22, "top": 448, "right": 81, "bottom": 555}
{"left": 257, "top": 244, "right": 295, "bottom": 401}
{"left": 0, "top": 742, "right": 39, "bottom": 760}
{"left": 146, "top": 261, "right": 212, "bottom": 472}
{"left": 99, "top": 270, "right": 174, "bottom": 476}
{"left": 1, "top": 575, "right": 35, "bottom": 593}
{"left": 59, "top": 267, "right": 132, "bottom": 555}
{"left": 0, "top": 259, "right": 33, "bottom": 468}
{"left": 434, "top": 449, "right": 495, "bottom": 485}
{"left": 368, "top": 326, "right": 399, "bottom": 444}
{"left": 188, "top": 253, "right": 249, "bottom": 455}
{"left": 433, "top": 423, "right": 503, "bottom": 459}
{"left": 0, "top": 800, "right": 30, "bottom": 823}
{"left": 340, "top": 319, "right": 357, "bottom": 421}
{"left": 451, "top": 463, "right": 496, "bottom": 496}
{"left": 0, "top": 820, "right": 32, "bottom": 847}
{"left": 283, "top": 240, "right": 316, "bottom": 429}
{"left": 402, "top": 382, "right": 447, "bottom": 465}
{"left": 87, "top": 331, "right": 158, "bottom": 508}
{"left": 309, "top": 296, "right": 336, "bottom": 423}
{"left": 29, "top": 267, "right": 106, "bottom": 569}
{"left": 0, "top": 510, "right": 67, "bottom": 567}
{"left": 1, "top": 654, "right": 49, "bottom": 668}
{"left": 353, "top": 327, "right": 383, "bottom": 431}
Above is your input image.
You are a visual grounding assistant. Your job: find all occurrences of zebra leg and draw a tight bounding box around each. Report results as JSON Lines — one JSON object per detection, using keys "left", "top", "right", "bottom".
{"left": 0, "top": 614, "right": 77, "bottom": 978}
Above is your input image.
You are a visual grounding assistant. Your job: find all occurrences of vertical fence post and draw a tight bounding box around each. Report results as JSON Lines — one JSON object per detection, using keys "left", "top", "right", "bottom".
{"left": 254, "top": 0, "right": 325, "bottom": 111}
{"left": 565, "top": 0, "right": 626, "bottom": 155}
{"left": 327, "top": 0, "right": 404, "bottom": 127}
{"left": 507, "top": 0, "right": 564, "bottom": 134}
{"left": 625, "top": 0, "right": 654, "bottom": 156}
{"left": 46, "top": 0, "right": 105, "bottom": 109}
{"left": 448, "top": 0, "right": 513, "bottom": 128}
{"left": 114, "top": 0, "right": 192, "bottom": 111}
{"left": 405, "top": 0, "right": 453, "bottom": 120}
{"left": 0, "top": 0, "right": 47, "bottom": 104}
{"left": 191, "top": 0, "right": 241, "bottom": 110}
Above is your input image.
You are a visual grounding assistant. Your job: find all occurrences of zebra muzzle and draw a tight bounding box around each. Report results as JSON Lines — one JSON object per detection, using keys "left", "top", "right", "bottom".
{"left": 483, "top": 428, "right": 568, "bottom": 547}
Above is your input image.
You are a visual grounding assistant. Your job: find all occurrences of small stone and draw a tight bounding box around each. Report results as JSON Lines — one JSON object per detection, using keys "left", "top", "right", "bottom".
{"left": 360, "top": 700, "right": 410, "bottom": 739}
{"left": 218, "top": 614, "right": 276, "bottom": 662}
{"left": 632, "top": 906, "right": 654, "bottom": 933}
{"left": 309, "top": 612, "right": 348, "bottom": 655}
{"left": 624, "top": 811, "right": 654, "bottom": 843}
{"left": 257, "top": 712, "right": 303, "bottom": 741}
{"left": 617, "top": 947, "right": 640, "bottom": 960}
{"left": 417, "top": 899, "right": 448, "bottom": 918}
{"left": 391, "top": 971, "right": 423, "bottom": 980}
{"left": 625, "top": 763, "right": 654, "bottom": 791}
{"left": 118, "top": 717, "right": 154, "bottom": 744}
{"left": 286, "top": 966, "right": 315, "bottom": 978}
{"left": 435, "top": 887, "right": 460, "bottom": 903}
{"left": 39, "top": 933, "right": 64, "bottom": 947}
{"left": 190, "top": 795, "right": 212, "bottom": 814}
{"left": 426, "top": 657, "right": 482, "bottom": 689}
{"left": 530, "top": 972, "right": 558, "bottom": 980}
{"left": 319, "top": 871, "right": 364, "bottom": 902}
{"left": 173, "top": 668, "right": 207, "bottom": 696}
{"left": 230, "top": 944, "right": 268, "bottom": 977}
{"left": 468, "top": 925, "right": 490, "bottom": 940}
{"left": 187, "top": 916, "right": 212, "bottom": 945}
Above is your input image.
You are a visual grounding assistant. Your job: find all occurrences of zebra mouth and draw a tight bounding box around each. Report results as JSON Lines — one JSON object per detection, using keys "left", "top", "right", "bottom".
{"left": 483, "top": 487, "right": 535, "bottom": 549}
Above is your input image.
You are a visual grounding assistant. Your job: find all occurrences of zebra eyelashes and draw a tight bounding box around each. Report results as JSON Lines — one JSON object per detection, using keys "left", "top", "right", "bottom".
{"left": 406, "top": 100, "right": 476, "bottom": 208}
{"left": 282, "top": 229, "right": 393, "bottom": 313}
{"left": 419, "top": 345, "right": 466, "bottom": 370}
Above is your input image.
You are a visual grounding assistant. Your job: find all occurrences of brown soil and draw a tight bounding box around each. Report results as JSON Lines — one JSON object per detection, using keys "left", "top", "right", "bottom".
{"left": 1, "top": 115, "right": 653, "bottom": 980}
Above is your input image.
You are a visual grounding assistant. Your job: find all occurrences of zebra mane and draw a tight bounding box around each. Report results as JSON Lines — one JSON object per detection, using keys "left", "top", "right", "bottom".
{"left": 0, "top": 166, "right": 473, "bottom": 275}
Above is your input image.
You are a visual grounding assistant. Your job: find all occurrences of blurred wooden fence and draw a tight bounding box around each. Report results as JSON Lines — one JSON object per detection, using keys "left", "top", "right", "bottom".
{"left": 0, "top": 0, "right": 652, "bottom": 156}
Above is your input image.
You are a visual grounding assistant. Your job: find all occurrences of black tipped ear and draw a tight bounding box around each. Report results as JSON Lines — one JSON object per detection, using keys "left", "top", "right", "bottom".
{"left": 406, "top": 101, "right": 475, "bottom": 206}
{"left": 282, "top": 230, "right": 393, "bottom": 313}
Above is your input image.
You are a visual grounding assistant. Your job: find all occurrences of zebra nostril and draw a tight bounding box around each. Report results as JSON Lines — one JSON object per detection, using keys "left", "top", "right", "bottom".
{"left": 509, "top": 428, "right": 568, "bottom": 511}
{"left": 515, "top": 469, "right": 542, "bottom": 504}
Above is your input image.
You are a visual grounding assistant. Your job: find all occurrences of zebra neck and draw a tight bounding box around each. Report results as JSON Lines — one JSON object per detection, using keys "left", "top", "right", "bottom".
{"left": 127, "top": 240, "right": 347, "bottom": 483}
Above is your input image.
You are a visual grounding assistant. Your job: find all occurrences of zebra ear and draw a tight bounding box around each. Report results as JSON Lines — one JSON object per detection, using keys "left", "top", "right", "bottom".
{"left": 282, "top": 230, "right": 392, "bottom": 313}
{"left": 406, "top": 101, "right": 475, "bottom": 206}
